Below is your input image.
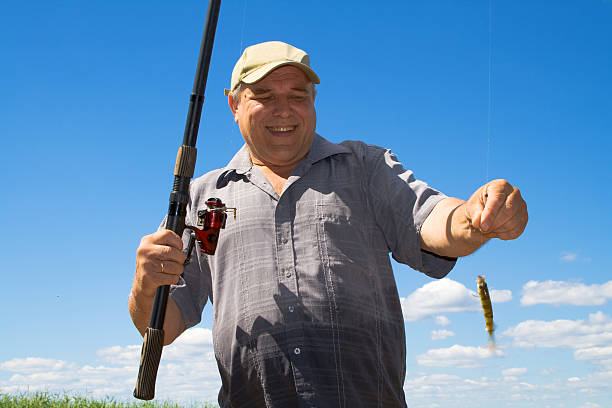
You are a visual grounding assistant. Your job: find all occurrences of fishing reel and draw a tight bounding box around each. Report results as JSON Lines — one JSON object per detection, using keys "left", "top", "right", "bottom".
{"left": 184, "top": 198, "right": 236, "bottom": 259}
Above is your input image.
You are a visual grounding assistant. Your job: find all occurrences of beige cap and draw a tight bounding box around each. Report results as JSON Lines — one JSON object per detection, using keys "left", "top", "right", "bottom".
{"left": 224, "top": 41, "right": 320, "bottom": 96}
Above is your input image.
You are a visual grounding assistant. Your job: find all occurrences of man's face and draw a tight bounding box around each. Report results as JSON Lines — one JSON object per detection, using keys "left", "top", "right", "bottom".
{"left": 229, "top": 65, "right": 316, "bottom": 170}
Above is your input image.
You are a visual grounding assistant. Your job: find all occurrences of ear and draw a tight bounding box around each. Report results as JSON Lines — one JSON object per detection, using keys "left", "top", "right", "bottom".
{"left": 228, "top": 94, "right": 239, "bottom": 123}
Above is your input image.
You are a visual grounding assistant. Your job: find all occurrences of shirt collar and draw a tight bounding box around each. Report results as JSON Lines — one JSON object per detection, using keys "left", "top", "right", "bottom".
{"left": 224, "top": 144, "right": 252, "bottom": 174}
{"left": 305, "top": 134, "right": 351, "bottom": 164}
{"left": 217, "top": 133, "right": 351, "bottom": 185}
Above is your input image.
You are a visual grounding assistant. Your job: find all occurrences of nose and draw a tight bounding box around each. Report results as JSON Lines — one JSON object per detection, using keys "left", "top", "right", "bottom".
{"left": 273, "top": 96, "right": 291, "bottom": 118}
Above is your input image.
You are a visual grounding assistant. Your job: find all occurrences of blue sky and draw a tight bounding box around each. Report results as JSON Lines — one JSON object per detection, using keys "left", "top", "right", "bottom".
{"left": 1, "top": 0, "right": 611, "bottom": 407}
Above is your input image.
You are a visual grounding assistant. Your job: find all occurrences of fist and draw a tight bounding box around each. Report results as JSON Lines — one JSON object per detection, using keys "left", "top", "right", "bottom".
{"left": 465, "top": 179, "right": 528, "bottom": 240}
{"left": 133, "top": 229, "right": 187, "bottom": 297}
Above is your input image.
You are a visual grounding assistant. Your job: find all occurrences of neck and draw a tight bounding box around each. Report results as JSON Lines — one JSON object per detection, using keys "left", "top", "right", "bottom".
{"left": 251, "top": 164, "right": 289, "bottom": 195}
{"left": 249, "top": 152, "right": 308, "bottom": 179}
{"left": 249, "top": 154, "right": 307, "bottom": 196}
{"left": 253, "top": 163, "right": 295, "bottom": 179}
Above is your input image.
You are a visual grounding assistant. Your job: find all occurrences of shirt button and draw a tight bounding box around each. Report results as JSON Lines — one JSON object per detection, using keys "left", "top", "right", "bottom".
{"left": 280, "top": 237, "right": 288, "bottom": 244}
{"left": 285, "top": 270, "right": 292, "bottom": 278}
{"left": 294, "top": 347, "right": 301, "bottom": 355}
{"left": 288, "top": 305, "right": 295, "bottom": 313}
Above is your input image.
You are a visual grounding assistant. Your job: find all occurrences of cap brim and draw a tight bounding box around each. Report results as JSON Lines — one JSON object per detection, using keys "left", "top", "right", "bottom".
{"left": 242, "top": 61, "right": 320, "bottom": 86}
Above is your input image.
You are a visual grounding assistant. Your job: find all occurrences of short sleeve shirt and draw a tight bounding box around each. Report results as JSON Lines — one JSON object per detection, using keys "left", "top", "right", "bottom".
{"left": 170, "top": 134, "right": 456, "bottom": 408}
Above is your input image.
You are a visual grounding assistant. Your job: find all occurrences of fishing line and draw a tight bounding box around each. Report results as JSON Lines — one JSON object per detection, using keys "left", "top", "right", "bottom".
{"left": 225, "top": 0, "right": 249, "bottom": 148}
{"left": 477, "top": 0, "right": 496, "bottom": 349}
{"left": 486, "top": 0, "right": 493, "bottom": 184}
{"left": 239, "top": 0, "right": 248, "bottom": 54}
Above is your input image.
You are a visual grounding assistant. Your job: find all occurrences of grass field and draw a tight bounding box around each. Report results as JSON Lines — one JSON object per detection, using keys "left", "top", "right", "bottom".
{"left": 0, "top": 392, "right": 218, "bottom": 408}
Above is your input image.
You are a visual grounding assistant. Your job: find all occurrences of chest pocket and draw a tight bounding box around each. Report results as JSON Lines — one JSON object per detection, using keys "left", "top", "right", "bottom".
{"left": 315, "top": 192, "right": 372, "bottom": 269}
{"left": 314, "top": 188, "right": 382, "bottom": 333}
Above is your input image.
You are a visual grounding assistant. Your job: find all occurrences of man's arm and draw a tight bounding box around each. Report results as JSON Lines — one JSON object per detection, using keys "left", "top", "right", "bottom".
{"left": 129, "top": 230, "right": 187, "bottom": 345}
{"left": 420, "top": 179, "right": 528, "bottom": 258}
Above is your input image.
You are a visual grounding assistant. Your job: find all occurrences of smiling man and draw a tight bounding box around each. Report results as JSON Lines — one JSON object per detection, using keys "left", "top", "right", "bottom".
{"left": 228, "top": 62, "right": 318, "bottom": 194}
{"left": 129, "top": 41, "right": 528, "bottom": 407}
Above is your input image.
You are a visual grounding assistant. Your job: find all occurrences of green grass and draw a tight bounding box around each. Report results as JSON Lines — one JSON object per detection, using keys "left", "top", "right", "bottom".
{"left": 0, "top": 392, "right": 218, "bottom": 408}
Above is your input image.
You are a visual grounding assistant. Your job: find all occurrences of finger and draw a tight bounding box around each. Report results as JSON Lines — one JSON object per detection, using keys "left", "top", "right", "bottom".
{"left": 479, "top": 180, "right": 514, "bottom": 232}
{"left": 143, "top": 269, "right": 182, "bottom": 294}
{"left": 158, "top": 259, "right": 185, "bottom": 277}
{"left": 152, "top": 244, "right": 187, "bottom": 265}
{"left": 485, "top": 187, "right": 527, "bottom": 237}
{"left": 468, "top": 205, "right": 484, "bottom": 230}
{"left": 462, "top": 188, "right": 485, "bottom": 230}
{"left": 484, "top": 203, "right": 528, "bottom": 240}
{"left": 143, "top": 229, "right": 184, "bottom": 250}
{"left": 484, "top": 188, "right": 522, "bottom": 232}
{"left": 134, "top": 257, "right": 183, "bottom": 297}
{"left": 136, "top": 239, "right": 187, "bottom": 266}
{"left": 137, "top": 247, "right": 185, "bottom": 275}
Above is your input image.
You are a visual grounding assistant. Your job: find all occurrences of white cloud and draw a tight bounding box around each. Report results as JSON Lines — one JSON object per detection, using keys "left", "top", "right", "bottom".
{"left": 0, "top": 327, "right": 221, "bottom": 404}
{"left": 96, "top": 345, "right": 140, "bottom": 365}
{"left": 574, "top": 346, "right": 612, "bottom": 368}
{"left": 502, "top": 311, "right": 612, "bottom": 349}
{"left": 521, "top": 280, "right": 612, "bottom": 306}
{"left": 2, "top": 327, "right": 611, "bottom": 407}
{"left": 539, "top": 368, "right": 556, "bottom": 375}
{"left": 430, "top": 329, "right": 454, "bottom": 340}
{"left": 403, "top": 368, "right": 612, "bottom": 408}
{"left": 490, "top": 289, "right": 512, "bottom": 303}
{"left": 561, "top": 252, "right": 578, "bottom": 262}
{"left": 416, "top": 345, "right": 503, "bottom": 368}
{"left": 434, "top": 315, "right": 450, "bottom": 326}
{"left": 405, "top": 373, "right": 464, "bottom": 387}
{"left": 403, "top": 373, "right": 557, "bottom": 407}
{"left": 0, "top": 357, "right": 75, "bottom": 374}
{"left": 401, "top": 279, "right": 512, "bottom": 321}
{"left": 501, "top": 367, "right": 527, "bottom": 376}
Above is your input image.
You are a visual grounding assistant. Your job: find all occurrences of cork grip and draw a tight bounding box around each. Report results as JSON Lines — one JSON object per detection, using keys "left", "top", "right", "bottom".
{"left": 174, "top": 145, "right": 197, "bottom": 178}
{"left": 133, "top": 327, "right": 164, "bottom": 400}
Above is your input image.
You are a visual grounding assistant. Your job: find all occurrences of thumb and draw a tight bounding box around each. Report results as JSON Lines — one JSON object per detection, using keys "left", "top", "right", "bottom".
{"left": 465, "top": 185, "right": 488, "bottom": 230}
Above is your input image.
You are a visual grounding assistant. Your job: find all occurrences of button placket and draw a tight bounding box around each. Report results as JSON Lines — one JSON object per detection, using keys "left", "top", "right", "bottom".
{"left": 276, "top": 199, "right": 297, "bottom": 284}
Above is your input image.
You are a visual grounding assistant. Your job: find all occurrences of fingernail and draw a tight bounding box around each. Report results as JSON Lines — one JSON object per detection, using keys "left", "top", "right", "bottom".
{"left": 481, "top": 221, "right": 489, "bottom": 231}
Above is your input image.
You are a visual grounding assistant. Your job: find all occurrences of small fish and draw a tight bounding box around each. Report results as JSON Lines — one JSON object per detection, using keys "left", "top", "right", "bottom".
{"left": 477, "top": 275, "right": 495, "bottom": 345}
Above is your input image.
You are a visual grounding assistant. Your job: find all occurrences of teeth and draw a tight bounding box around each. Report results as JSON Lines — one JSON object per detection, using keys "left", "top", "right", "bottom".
{"left": 268, "top": 126, "right": 294, "bottom": 132}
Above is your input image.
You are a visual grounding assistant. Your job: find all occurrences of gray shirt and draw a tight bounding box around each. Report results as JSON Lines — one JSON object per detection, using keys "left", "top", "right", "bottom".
{"left": 170, "top": 134, "right": 456, "bottom": 408}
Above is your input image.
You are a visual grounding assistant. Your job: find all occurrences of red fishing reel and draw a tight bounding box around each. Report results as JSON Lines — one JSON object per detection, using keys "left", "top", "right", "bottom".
{"left": 185, "top": 198, "right": 236, "bottom": 256}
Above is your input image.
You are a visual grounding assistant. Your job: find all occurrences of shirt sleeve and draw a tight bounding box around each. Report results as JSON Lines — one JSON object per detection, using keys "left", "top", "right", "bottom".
{"left": 169, "top": 247, "right": 211, "bottom": 329}
{"left": 365, "top": 145, "right": 456, "bottom": 278}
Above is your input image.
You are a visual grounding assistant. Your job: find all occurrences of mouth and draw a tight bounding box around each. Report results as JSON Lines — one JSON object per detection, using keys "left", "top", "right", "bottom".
{"left": 266, "top": 125, "right": 297, "bottom": 135}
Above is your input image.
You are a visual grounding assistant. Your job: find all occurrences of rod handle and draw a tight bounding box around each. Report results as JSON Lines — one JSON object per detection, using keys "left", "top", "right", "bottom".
{"left": 133, "top": 327, "right": 165, "bottom": 400}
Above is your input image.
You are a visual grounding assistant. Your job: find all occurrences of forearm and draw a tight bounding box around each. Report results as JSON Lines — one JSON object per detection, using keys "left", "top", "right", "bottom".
{"left": 129, "top": 288, "right": 186, "bottom": 346}
{"left": 420, "top": 197, "right": 490, "bottom": 258}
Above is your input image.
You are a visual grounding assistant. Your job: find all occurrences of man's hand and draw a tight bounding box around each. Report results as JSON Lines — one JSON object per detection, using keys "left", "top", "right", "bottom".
{"left": 463, "top": 179, "right": 528, "bottom": 240}
{"left": 129, "top": 230, "right": 187, "bottom": 344}
{"left": 421, "top": 179, "right": 528, "bottom": 258}
{"left": 133, "top": 230, "right": 186, "bottom": 297}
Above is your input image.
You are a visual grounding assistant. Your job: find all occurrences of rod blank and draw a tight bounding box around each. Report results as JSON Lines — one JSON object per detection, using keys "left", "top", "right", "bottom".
{"left": 133, "top": 0, "right": 221, "bottom": 400}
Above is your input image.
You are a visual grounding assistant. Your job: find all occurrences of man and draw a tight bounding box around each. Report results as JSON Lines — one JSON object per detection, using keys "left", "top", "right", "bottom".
{"left": 129, "top": 41, "right": 528, "bottom": 407}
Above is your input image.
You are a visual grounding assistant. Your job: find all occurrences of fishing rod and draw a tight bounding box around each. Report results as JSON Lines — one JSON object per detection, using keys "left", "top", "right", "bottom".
{"left": 134, "top": 0, "right": 221, "bottom": 400}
